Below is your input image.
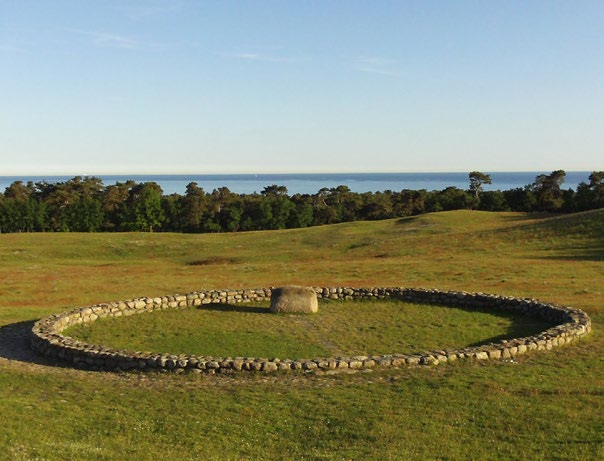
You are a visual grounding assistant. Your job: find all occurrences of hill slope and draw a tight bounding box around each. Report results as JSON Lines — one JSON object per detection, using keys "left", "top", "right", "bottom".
{"left": 0, "top": 210, "right": 602, "bottom": 460}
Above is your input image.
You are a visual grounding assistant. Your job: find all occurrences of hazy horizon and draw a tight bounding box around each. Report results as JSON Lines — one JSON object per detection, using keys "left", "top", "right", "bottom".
{"left": 0, "top": 169, "right": 596, "bottom": 178}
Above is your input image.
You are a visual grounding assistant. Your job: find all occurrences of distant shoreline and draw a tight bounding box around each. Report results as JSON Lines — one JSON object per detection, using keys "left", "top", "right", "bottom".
{"left": 0, "top": 171, "right": 593, "bottom": 196}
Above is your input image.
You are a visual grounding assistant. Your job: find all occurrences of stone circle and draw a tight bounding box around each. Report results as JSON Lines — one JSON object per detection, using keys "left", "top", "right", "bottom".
{"left": 30, "top": 286, "right": 592, "bottom": 374}
{"left": 270, "top": 286, "right": 318, "bottom": 314}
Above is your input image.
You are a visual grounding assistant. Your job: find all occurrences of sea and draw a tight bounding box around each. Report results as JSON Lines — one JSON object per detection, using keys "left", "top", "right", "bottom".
{"left": 0, "top": 172, "right": 594, "bottom": 196}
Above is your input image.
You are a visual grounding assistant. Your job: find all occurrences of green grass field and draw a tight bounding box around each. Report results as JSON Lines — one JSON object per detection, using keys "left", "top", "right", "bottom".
{"left": 1, "top": 210, "right": 602, "bottom": 460}
{"left": 64, "top": 299, "right": 554, "bottom": 360}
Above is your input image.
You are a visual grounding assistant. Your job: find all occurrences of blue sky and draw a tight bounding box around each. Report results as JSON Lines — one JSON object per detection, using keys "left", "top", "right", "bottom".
{"left": 1, "top": 0, "right": 602, "bottom": 174}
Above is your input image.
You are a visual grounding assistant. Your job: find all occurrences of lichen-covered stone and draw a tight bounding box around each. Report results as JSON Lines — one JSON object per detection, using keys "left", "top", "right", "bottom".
{"left": 269, "top": 286, "right": 318, "bottom": 314}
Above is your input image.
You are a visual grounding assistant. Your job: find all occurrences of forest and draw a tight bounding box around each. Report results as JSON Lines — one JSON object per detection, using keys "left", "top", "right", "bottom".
{"left": 0, "top": 170, "right": 602, "bottom": 233}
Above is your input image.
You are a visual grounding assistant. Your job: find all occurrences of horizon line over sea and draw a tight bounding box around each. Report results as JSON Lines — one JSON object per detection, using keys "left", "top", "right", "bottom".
{"left": 0, "top": 171, "right": 594, "bottom": 196}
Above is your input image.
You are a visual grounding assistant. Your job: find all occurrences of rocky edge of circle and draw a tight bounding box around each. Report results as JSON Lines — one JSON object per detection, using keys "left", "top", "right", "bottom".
{"left": 30, "top": 287, "right": 592, "bottom": 374}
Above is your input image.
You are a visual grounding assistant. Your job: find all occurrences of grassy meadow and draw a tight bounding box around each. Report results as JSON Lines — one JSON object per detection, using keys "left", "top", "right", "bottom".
{"left": 0, "top": 209, "right": 602, "bottom": 460}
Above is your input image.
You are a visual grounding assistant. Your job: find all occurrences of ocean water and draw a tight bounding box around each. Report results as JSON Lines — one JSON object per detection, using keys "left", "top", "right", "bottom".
{"left": 0, "top": 172, "right": 593, "bottom": 196}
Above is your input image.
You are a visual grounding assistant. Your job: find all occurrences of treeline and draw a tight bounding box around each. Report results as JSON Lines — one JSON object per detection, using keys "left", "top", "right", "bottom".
{"left": 0, "top": 170, "right": 602, "bottom": 234}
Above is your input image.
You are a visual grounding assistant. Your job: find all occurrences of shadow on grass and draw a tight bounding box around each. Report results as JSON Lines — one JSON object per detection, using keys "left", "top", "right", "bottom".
{"left": 464, "top": 309, "right": 554, "bottom": 349}
{"left": 535, "top": 244, "right": 604, "bottom": 262}
{"left": 396, "top": 216, "right": 420, "bottom": 225}
{"left": 482, "top": 209, "right": 604, "bottom": 261}
{"left": 187, "top": 256, "right": 241, "bottom": 266}
{"left": 0, "top": 320, "right": 67, "bottom": 367}
{"left": 499, "top": 212, "right": 553, "bottom": 223}
{"left": 198, "top": 303, "right": 270, "bottom": 314}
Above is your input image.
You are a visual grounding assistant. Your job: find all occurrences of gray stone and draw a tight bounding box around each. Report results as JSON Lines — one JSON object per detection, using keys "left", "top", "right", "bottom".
{"left": 262, "top": 362, "right": 278, "bottom": 372}
{"left": 231, "top": 360, "right": 244, "bottom": 371}
{"left": 29, "top": 285, "right": 593, "bottom": 374}
{"left": 390, "top": 358, "right": 404, "bottom": 367}
{"left": 269, "top": 286, "right": 318, "bottom": 314}
{"left": 277, "top": 362, "right": 293, "bottom": 371}
{"left": 487, "top": 349, "right": 502, "bottom": 359}
{"left": 405, "top": 356, "right": 421, "bottom": 365}
{"left": 302, "top": 361, "right": 317, "bottom": 370}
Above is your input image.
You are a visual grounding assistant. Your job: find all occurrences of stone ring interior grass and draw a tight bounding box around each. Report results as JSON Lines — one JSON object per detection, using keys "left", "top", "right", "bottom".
{"left": 30, "top": 286, "right": 592, "bottom": 374}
